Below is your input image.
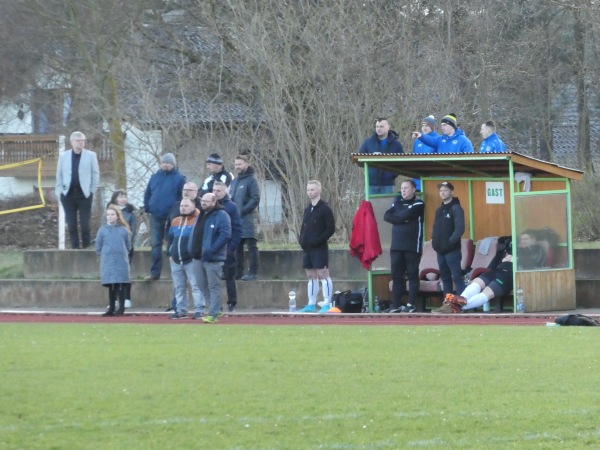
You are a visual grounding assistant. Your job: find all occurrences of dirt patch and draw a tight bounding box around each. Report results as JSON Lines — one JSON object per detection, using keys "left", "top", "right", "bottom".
{"left": 0, "top": 194, "right": 103, "bottom": 249}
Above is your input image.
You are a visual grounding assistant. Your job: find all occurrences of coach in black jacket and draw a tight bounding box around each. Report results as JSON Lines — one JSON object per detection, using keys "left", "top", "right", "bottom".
{"left": 383, "top": 179, "right": 424, "bottom": 312}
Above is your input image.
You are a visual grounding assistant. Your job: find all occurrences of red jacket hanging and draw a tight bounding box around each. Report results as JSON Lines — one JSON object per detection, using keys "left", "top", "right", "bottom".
{"left": 350, "top": 200, "right": 382, "bottom": 270}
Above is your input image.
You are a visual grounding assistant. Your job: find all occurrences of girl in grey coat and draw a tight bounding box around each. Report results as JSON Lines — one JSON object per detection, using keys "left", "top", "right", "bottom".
{"left": 108, "top": 190, "right": 137, "bottom": 308}
{"left": 96, "top": 204, "right": 132, "bottom": 316}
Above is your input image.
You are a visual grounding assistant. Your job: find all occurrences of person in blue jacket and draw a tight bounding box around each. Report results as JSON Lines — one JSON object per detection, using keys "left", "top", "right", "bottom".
{"left": 411, "top": 115, "right": 439, "bottom": 190}
{"left": 191, "top": 193, "right": 232, "bottom": 323}
{"left": 143, "top": 153, "right": 186, "bottom": 281}
{"left": 358, "top": 117, "right": 404, "bottom": 194}
{"left": 479, "top": 120, "right": 506, "bottom": 153}
{"left": 412, "top": 113, "right": 474, "bottom": 154}
{"left": 213, "top": 181, "right": 243, "bottom": 312}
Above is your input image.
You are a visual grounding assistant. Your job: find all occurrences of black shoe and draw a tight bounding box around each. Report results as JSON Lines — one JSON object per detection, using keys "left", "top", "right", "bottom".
{"left": 227, "top": 304, "right": 236, "bottom": 313}
{"left": 102, "top": 310, "right": 114, "bottom": 317}
{"left": 165, "top": 306, "right": 176, "bottom": 313}
{"left": 241, "top": 274, "right": 257, "bottom": 281}
{"left": 114, "top": 310, "right": 124, "bottom": 316}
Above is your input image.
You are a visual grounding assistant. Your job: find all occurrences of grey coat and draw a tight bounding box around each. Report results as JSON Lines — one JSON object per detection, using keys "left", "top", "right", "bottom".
{"left": 95, "top": 224, "right": 131, "bottom": 285}
{"left": 55, "top": 149, "right": 100, "bottom": 198}
{"left": 229, "top": 166, "right": 260, "bottom": 239}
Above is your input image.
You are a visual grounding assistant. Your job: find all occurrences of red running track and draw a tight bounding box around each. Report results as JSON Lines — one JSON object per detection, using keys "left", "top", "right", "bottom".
{"left": 0, "top": 312, "right": 558, "bottom": 326}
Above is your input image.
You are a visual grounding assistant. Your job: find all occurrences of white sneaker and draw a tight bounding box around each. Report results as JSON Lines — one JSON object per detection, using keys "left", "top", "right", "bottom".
{"left": 124, "top": 299, "right": 132, "bottom": 309}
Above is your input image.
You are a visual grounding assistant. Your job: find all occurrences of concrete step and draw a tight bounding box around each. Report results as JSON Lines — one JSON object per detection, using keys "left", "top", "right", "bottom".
{"left": 23, "top": 249, "right": 366, "bottom": 280}
{"left": 0, "top": 279, "right": 367, "bottom": 310}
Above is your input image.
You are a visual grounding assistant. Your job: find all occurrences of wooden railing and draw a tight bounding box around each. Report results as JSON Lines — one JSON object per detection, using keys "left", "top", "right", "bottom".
{"left": 0, "top": 135, "right": 60, "bottom": 163}
{"left": 0, "top": 134, "right": 114, "bottom": 164}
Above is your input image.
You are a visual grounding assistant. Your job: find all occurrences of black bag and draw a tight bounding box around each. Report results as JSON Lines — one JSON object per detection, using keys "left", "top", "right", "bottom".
{"left": 555, "top": 314, "right": 600, "bottom": 326}
{"left": 332, "top": 290, "right": 363, "bottom": 313}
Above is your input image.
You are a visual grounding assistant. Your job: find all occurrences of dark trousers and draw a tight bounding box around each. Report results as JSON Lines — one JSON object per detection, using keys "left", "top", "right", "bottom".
{"left": 149, "top": 215, "right": 167, "bottom": 278}
{"left": 236, "top": 238, "right": 259, "bottom": 277}
{"left": 224, "top": 253, "right": 238, "bottom": 306}
{"left": 107, "top": 283, "right": 126, "bottom": 313}
{"left": 60, "top": 191, "right": 93, "bottom": 249}
{"left": 437, "top": 248, "right": 466, "bottom": 296}
{"left": 391, "top": 250, "right": 421, "bottom": 308}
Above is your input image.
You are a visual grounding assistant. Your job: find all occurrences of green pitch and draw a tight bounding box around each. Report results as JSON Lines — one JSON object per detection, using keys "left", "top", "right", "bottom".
{"left": 1, "top": 324, "right": 599, "bottom": 449}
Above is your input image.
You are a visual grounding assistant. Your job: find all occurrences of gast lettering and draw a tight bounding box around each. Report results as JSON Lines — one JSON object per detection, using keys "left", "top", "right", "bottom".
{"left": 485, "top": 182, "right": 505, "bottom": 204}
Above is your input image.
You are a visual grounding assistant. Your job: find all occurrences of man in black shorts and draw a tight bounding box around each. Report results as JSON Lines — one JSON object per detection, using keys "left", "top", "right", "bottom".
{"left": 296, "top": 180, "right": 336, "bottom": 313}
{"left": 433, "top": 239, "right": 513, "bottom": 314}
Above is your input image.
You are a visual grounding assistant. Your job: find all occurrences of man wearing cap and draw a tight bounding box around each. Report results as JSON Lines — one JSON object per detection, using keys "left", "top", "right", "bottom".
{"left": 412, "top": 113, "right": 473, "bottom": 154}
{"left": 200, "top": 153, "right": 234, "bottom": 196}
{"left": 358, "top": 117, "right": 404, "bottom": 194}
{"left": 55, "top": 131, "right": 100, "bottom": 249}
{"left": 431, "top": 181, "right": 466, "bottom": 297}
{"left": 143, "top": 153, "right": 186, "bottom": 281}
{"left": 479, "top": 120, "right": 506, "bottom": 153}
{"left": 411, "top": 115, "right": 439, "bottom": 190}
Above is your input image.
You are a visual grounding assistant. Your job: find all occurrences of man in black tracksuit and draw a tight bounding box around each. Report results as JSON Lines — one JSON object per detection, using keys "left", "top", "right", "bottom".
{"left": 431, "top": 181, "right": 466, "bottom": 297}
{"left": 383, "top": 179, "right": 425, "bottom": 312}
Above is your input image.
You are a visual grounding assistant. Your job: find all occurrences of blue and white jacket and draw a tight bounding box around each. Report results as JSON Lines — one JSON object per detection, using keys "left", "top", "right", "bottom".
{"left": 418, "top": 128, "right": 474, "bottom": 154}
{"left": 412, "top": 131, "right": 438, "bottom": 154}
{"left": 479, "top": 133, "right": 506, "bottom": 153}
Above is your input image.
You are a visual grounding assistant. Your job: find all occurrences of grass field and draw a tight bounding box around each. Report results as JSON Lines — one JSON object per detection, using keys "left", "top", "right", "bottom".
{"left": 2, "top": 323, "right": 600, "bottom": 449}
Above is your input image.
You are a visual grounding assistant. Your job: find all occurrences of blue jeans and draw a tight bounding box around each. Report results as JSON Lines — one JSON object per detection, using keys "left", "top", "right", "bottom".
{"left": 149, "top": 215, "right": 167, "bottom": 278}
{"left": 196, "top": 260, "right": 224, "bottom": 317}
{"left": 369, "top": 185, "right": 394, "bottom": 195}
{"left": 437, "top": 249, "right": 466, "bottom": 296}
{"left": 170, "top": 259, "right": 204, "bottom": 314}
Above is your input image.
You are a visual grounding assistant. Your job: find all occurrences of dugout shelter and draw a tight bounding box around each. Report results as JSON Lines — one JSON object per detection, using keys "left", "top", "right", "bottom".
{"left": 351, "top": 151, "right": 584, "bottom": 313}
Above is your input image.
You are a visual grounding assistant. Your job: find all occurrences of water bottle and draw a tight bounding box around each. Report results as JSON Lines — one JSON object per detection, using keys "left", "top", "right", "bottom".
{"left": 362, "top": 293, "right": 369, "bottom": 313}
{"left": 546, "top": 322, "right": 561, "bottom": 327}
{"left": 483, "top": 301, "right": 490, "bottom": 313}
{"left": 288, "top": 290, "right": 296, "bottom": 312}
{"left": 516, "top": 287, "right": 524, "bottom": 313}
{"left": 374, "top": 296, "right": 380, "bottom": 313}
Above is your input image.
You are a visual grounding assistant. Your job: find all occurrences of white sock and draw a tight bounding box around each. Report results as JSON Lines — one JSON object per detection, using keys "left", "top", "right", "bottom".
{"left": 465, "top": 293, "right": 490, "bottom": 310}
{"left": 321, "top": 278, "right": 333, "bottom": 304}
{"left": 461, "top": 283, "right": 482, "bottom": 300}
{"left": 308, "top": 279, "right": 319, "bottom": 305}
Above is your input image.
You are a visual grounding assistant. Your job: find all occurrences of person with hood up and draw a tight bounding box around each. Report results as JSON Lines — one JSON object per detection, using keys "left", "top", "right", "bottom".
{"left": 412, "top": 113, "right": 474, "bottom": 154}
{"left": 358, "top": 117, "right": 404, "bottom": 194}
